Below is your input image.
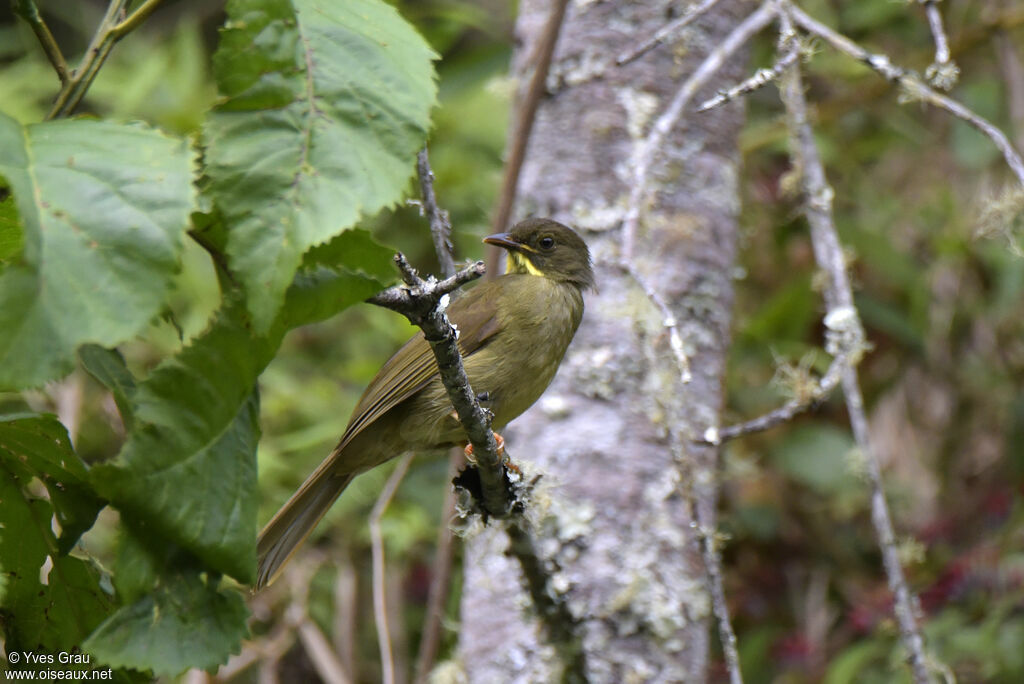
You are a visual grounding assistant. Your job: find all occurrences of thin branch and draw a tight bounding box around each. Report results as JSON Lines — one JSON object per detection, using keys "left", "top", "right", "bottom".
{"left": 110, "top": 0, "right": 167, "bottom": 38}
{"left": 690, "top": 511, "right": 742, "bottom": 684}
{"left": 617, "top": 261, "right": 692, "bottom": 384}
{"left": 485, "top": 0, "right": 571, "bottom": 280}
{"left": 367, "top": 256, "right": 511, "bottom": 517}
{"left": 13, "top": 0, "right": 69, "bottom": 84}
{"left": 47, "top": 0, "right": 168, "bottom": 119}
{"left": 698, "top": 346, "right": 846, "bottom": 445}
{"left": 621, "top": 1, "right": 777, "bottom": 260}
{"left": 413, "top": 449, "right": 461, "bottom": 684}
{"left": 370, "top": 453, "right": 414, "bottom": 684}
{"left": 776, "top": 5, "right": 936, "bottom": 680}
{"left": 920, "top": 0, "right": 958, "bottom": 90}
{"left": 698, "top": 47, "right": 800, "bottom": 112}
{"left": 615, "top": 0, "right": 727, "bottom": 67}
{"left": 788, "top": 3, "right": 1024, "bottom": 187}
{"left": 416, "top": 149, "right": 456, "bottom": 279}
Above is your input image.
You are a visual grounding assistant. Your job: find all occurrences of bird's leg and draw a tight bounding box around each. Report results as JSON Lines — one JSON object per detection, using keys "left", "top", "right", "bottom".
{"left": 463, "top": 433, "right": 522, "bottom": 476}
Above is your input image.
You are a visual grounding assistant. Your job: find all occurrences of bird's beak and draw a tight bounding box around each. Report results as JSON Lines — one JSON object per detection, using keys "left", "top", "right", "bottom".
{"left": 483, "top": 233, "right": 534, "bottom": 252}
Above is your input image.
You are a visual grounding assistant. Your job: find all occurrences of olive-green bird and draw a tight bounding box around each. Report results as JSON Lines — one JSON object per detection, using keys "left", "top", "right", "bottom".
{"left": 256, "top": 218, "right": 593, "bottom": 588}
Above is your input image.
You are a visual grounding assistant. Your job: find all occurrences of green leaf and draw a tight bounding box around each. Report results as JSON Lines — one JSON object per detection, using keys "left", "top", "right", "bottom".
{"left": 79, "top": 345, "right": 138, "bottom": 433}
{"left": 0, "top": 192, "right": 22, "bottom": 262}
{"left": 83, "top": 571, "right": 248, "bottom": 677}
{"left": 0, "top": 414, "right": 105, "bottom": 552}
{"left": 0, "top": 114, "right": 195, "bottom": 389}
{"left": 0, "top": 416, "right": 115, "bottom": 654}
{"left": 91, "top": 313, "right": 267, "bottom": 584}
{"left": 204, "top": 0, "right": 437, "bottom": 332}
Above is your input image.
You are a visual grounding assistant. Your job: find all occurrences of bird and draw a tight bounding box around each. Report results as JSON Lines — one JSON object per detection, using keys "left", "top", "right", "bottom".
{"left": 256, "top": 218, "right": 594, "bottom": 588}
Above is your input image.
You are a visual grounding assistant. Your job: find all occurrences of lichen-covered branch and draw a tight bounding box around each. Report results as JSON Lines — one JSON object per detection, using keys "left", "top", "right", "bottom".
{"left": 504, "top": 521, "right": 586, "bottom": 683}
{"left": 788, "top": 3, "right": 1024, "bottom": 186}
{"left": 698, "top": 339, "right": 846, "bottom": 445}
{"left": 776, "top": 5, "right": 936, "bottom": 680}
{"left": 920, "top": 0, "right": 958, "bottom": 90}
{"left": 697, "top": 46, "right": 800, "bottom": 112}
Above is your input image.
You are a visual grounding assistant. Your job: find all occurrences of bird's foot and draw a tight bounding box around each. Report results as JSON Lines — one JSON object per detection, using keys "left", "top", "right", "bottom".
{"left": 463, "top": 434, "right": 522, "bottom": 476}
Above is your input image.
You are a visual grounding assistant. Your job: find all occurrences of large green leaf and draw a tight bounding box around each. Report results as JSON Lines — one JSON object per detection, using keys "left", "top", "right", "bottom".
{"left": 204, "top": 0, "right": 437, "bottom": 332}
{"left": 0, "top": 414, "right": 105, "bottom": 553}
{"left": 0, "top": 114, "right": 195, "bottom": 389}
{"left": 91, "top": 308, "right": 270, "bottom": 584}
{"left": 83, "top": 571, "right": 248, "bottom": 677}
{"left": 0, "top": 416, "right": 115, "bottom": 654}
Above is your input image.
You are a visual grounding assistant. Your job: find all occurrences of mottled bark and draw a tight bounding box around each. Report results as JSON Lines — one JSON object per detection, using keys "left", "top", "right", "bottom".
{"left": 458, "top": 1, "right": 747, "bottom": 682}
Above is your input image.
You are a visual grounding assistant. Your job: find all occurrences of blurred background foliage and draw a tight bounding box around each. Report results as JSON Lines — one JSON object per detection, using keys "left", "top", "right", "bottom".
{"left": 1, "top": 0, "right": 1022, "bottom": 681}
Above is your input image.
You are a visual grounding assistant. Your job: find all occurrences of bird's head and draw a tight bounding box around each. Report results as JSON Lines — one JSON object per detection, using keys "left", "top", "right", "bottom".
{"left": 484, "top": 218, "right": 594, "bottom": 290}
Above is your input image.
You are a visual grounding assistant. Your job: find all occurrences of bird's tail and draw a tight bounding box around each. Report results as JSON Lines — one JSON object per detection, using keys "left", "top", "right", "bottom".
{"left": 256, "top": 469, "right": 355, "bottom": 590}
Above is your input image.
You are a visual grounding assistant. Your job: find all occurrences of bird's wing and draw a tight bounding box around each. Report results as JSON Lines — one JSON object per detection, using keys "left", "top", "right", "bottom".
{"left": 337, "top": 281, "right": 504, "bottom": 448}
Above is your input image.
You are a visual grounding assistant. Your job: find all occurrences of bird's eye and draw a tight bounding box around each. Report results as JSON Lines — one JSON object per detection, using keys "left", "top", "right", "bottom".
{"left": 539, "top": 236, "right": 555, "bottom": 250}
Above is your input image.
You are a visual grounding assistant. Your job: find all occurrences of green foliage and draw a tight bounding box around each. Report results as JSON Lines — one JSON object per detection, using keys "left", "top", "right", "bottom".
{"left": 83, "top": 570, "right": 249, "bottom": 677}
{"left": 0, "top": 0, "right": 438, "bottom": 675}
{"left": 204, "top": 0, "right": 438, "bottom": 332}
{"left": 0, "top": 114, "right": 195, "bottom": 389}
{"left": 0, "top": 415, "right": 115, "bottom": 657}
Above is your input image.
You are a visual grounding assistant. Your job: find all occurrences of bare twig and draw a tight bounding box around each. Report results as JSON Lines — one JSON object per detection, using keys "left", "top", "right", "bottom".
{"left": 332, "top": 560, "right": 358, "bottom": 680}
{"left": 617, "top": 261, "right": 692, "bottom": 384}
{"left": 416, "top": 149, "right": 456, "bottom": 278}
{"left": 621, "top": 1, "right": 777, "bottom": 260}
{"left": 13, "top": 0, "right": 69, "bottom": 84}
{"left": 485, "top": 0, "right": 571, "bottom": 279}
{"left": 920, "top": 0, "right": 958, "bottom": 90}
{"left": 698, "top": 47, "right": 800, "bottom": 112}
{"left": 689, "top": 511, "right": 742, "bottom": 684}
{"left": 370, "top": 453, "right": 415, "bottom": 684}
{"left": 413, "top": 449, "right": 461, "bottom": 684}
{"left": 616, "top": 0, "right": 727, "bottom": 67}
{"left": 367, "top": 256, "right": 511, "bottom": 517}
{"left": 698, "top": 346, "right": 846, "bottom": 445}
{"left": 789, "top": 4, "right": 1024, "bottom": 187}
{"left": 47, "top": 0, "right": 168, "bottom": 119}
{"left": 776, "top": 6, "right": 935, "bottom": 680}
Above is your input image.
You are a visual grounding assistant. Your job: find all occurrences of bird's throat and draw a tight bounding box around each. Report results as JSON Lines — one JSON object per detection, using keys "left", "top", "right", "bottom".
{"left": 507, "top": 251, "right": 544, "bottom": 277}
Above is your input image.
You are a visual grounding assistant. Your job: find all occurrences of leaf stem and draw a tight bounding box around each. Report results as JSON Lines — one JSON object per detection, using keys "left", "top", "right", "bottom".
{"left": 47, "top": 0, "right": 168, "bottom": 119}
{"left": 12, "top": 0, "right": 69, "bottom": 85}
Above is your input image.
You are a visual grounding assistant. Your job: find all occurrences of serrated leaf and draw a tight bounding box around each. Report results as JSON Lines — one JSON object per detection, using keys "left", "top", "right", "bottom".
{"left": 83, "top": 571, "right": 248, "bottom": 677}
{"left": 204, "top": 0, "right": 437, "bottom": 332}
{"left": 0, "top": 414, "right": 105, "bottom": 552}
{"left": 0, "top": 114, "right": 195, "bottom": 389}
{"left": 0, "top": 417, "right": 115, "bottom": 654}
{"left": 91, "top": 311, "right": 268, "bottom": 584}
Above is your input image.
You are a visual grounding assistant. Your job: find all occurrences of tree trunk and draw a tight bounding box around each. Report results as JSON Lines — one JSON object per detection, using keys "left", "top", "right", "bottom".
{"left": 458, "top": 1, "right": 748, "bottom": 681}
